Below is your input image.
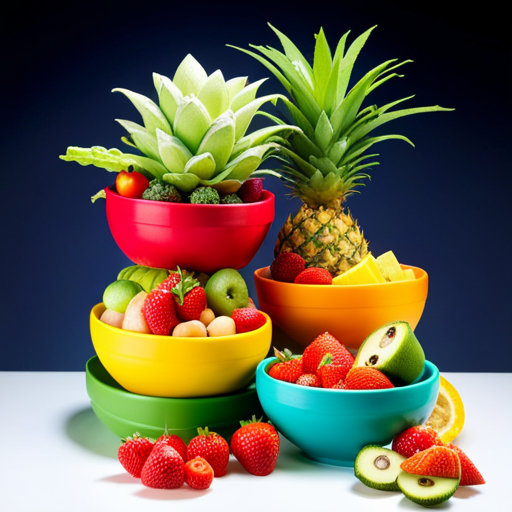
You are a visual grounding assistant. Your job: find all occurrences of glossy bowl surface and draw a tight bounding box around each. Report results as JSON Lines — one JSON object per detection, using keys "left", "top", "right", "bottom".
{"left": 254, "top": 265, "right": 428, "bottom": 351}
{"left": 90, "top": 303, "right": 272, "bottom": 398}
{"left": 256, "top": 358, "right": 439, "bottom": 467}
{"left": 105, "top": 187, "right": 275, "bottom": 273}
{"left": 86, "top": 356, "right": 263, "bottom": 443}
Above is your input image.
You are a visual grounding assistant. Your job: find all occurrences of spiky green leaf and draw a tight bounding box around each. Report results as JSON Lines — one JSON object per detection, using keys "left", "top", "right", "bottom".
{"left": 313, "top": 27, "right": 332, "bottom": 108}
{"left": 153, "top": 73, "right": 182, "bottom": 128}
{"left": 314, "top": 110, "right": 334, "bottom": 154}
{"left": 184, "top": 153, "right": 216, "bottom": 180}
{"left": 225, "top": 76, "right": 248, "bottom": 105}
{"left": 172, "top": 54, "right": 208, "bottom": 96}
{"left": 156, "top": 129, "right": 192, "bottom": 174}
{"left": 230, "top": 78, "right": 267, "bottom": 112}
{"left": 197, "top": 69, "right": 229, "bottom": 120}
{"left": 173, "top": 96, "right": 212, "bottom": 153}
{"left": 197, "top": 111, "right": 235, "bottom": 173}
{"left": 115, "top": 119, "right": 160, "bottom": 161}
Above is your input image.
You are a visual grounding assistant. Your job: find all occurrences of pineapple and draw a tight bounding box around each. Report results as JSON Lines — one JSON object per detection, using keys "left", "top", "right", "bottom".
{"left": 60, "top": 54, "right": 299, "bottom": 198}
{"left": 232, "top": 25, "right": 452, "bottom": 275}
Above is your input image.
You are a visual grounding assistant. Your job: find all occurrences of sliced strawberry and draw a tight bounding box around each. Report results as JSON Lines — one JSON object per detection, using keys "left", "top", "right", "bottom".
{"left": 185, "top": 457, "right": 214, "bottom": 490}
{"left": 392, "top": 425, "right": 445, "bottom": 458}
{"left": 400, "top": 446, "right": 461, "bottom": 479}
{"left": 448, "top": 443, "right": 485, "bottom": 485}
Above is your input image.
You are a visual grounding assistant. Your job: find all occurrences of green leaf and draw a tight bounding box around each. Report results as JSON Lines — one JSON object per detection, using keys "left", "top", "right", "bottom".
{"left": 172, "top": 54, "right": 208, "bottom": 96}
{"left": 224, "top": 144, "right": 277, "bottom": 181}
{"left": 184, "top": 153, "right": 216, "bottom": 180}
{"left": 153, "top": 73, "right": 182, "bottom": 128}
{"left": 309, "top": 155, "right": 338, "bottom": 176}
{"left": 327, "top": 138, "right": 348, "bottom": 165}
{"left": 230, "top": 78, "right": 267, "bottom": 112}
{"left": 173, "top": 96, "right": 212, "bottom": 153}
{"left": 225, "top": 76, "right": 248, "bottom": 105}
{"left": 91, "top": 189, "right": 106, "bottom": 203}
{"left": 322, "top": 31, "right": 349, "bottom": 114}
{"left": 112, "top": 88, "right": 172, "bottom": 137}
{"left": 197, "top": 111, "right": 235, "bottom": 173}
{"left": 314, "top": 111, "right": 334, "bottom": 154}
{"left": 277, "top": 97, "right": 316, "bottom": 140}
{"left": 115, "top": 119, "right": 160, "bottom": 161}
{"left": 197, "top": 69, "right": 229, "bottom": 120}
{"left": 162, "top": 172, "right": 200, "bottom": 193}
{"left": 156, "top": 129, "right": 193, "bottom": 174}
{"left": 313, "top": 27, "right": 332, "bottom": 107}
{"left": 278, "top": 146, "right": 318, "bottom": 178}
{"left": 232, "top": 124, "right": 301, "bottom": 157}
{"left": 60, "top": 146, "right": 128, "bottom": 172}
{"left": 118, "top": 154, "right": 167, "bottom": 179}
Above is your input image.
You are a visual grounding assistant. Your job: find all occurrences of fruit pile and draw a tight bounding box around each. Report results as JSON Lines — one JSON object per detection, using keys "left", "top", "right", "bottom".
{"left": 100, "top": 265, "right": 266, "bottom": 337}
{"left": 269, "top": 320, "right": 425, "bottom": 389}
{"left": 354, "top": 425, "right": 485, "bottom": 507}
{"left": 270, "top": 250, "right": 416, "bottom": 286}
{"left": 118, "top": 418, "right": 280, "bottom": 490}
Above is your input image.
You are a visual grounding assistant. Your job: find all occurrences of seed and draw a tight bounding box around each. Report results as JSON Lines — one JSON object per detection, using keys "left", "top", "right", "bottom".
{"left": 380, "top": 326, "right": 396, "bottom": 347}
{"left": 374, "top": 455, "right": 390, "bottom": 470}
{"left": 418, "top": 477, "right": 435, "bottom": 487}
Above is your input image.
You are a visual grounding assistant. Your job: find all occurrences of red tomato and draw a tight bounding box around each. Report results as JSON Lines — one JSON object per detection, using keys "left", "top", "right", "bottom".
{"left": 115, "top": 170, "right": 149, "bottom": 199}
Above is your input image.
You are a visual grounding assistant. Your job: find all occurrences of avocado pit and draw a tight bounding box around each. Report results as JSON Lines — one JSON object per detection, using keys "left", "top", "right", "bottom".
{"left": 418, "top": 477, "right": 435, "bottom": 487}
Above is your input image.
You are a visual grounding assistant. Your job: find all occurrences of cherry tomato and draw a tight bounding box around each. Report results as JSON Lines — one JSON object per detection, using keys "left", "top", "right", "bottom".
{"left": 115, "top": 170, "right": 149, "bottom": 199}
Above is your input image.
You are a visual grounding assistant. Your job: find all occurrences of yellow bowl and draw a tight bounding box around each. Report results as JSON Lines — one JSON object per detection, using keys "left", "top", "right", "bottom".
{"left": 254, "top": 265, "right": 428, "bottom": 351}
{"left": 90, "top": 303, "right": 272, "bottom": 398}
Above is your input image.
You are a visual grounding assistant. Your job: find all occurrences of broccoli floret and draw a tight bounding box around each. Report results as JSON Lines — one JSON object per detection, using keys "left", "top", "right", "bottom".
{"left": 221, "top": 193, "right": 243, "bottom": 204}
{"left": 142, "top": 179, "right": 182, "bottom": 202}
{"left": 189, "top": 187, "right": 220, "bottom": 204}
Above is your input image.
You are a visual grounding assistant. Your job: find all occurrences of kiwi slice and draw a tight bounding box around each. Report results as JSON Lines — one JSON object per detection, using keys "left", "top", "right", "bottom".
{"left": 397, "top": 471, "right": 459, "bottom": 507}
{"left": 354, "top": 445, "right": 406, "bottom": 491}
{"left": 354, "top": 321, "right": 425, "bottom": 385}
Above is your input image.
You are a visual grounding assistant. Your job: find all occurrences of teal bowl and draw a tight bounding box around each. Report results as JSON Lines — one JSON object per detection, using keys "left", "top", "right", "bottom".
{"left": 86, "top": 356, "right": 263, "bottom": 443}
{"left": 256, "top": 358, "right": 440, "bottom": 467}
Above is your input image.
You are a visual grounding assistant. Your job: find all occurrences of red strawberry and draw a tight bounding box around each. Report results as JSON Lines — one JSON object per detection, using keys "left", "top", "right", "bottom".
{"left": 344, "top": 366, "right": 394, "bottom": 390}
{"left": 153, "top": 431, "right": 188, "bottom": 463}
{"left": 332, "top": 380, "right": 347, "bottom": 389}
{"left": 185, "top": 457, "right": 214, "bottom": 490}
{"left": 232, "top": 308, "right": 266, "bottom": 333}
{"left": 158, "top": 271, "right": 181, "bottom": 292}
{"left": 117, "top": 432, "right": 154, "bottom": 478}
{"left": 268, "top": 348, "right": 303, "bottom": 383}
{"left": 187, "top": 427, "right": 230, "bottom": 477}
{"left": 140, "top": 444, "right": 185, "bottom": 489}
{"left": 302, "top": 332, "right": 354, "bottom": 375}
{"left": 400, "top": 446, "right": 461, "bottom": 479}
{"left": 270, "top": 252, "right": 306, "bottom": 283}
{"left": 295, "top": 373, "right": 321, "bottom": 387}
{"left": 317, "top": 353, "right": 353, "bottom": 388}
{"left": 447, "top": 443, "right": 485, "bottom": 485}
{"left": 294, "top": 267, "right": 333, "bottom": 285}
{"left": 230, "top": 416, "right": 280, "bottom": 476}
{"left": 168, "top": 267, "right": 207, "bottom": 321}
{"left": 237, "top": 178, "right": 263, "bottom": 203}
{"left": 392, "top": 425, "right": 445, "bottom": 458}
{"left": 143, "top": 288, "right": 180, "bottom": 335}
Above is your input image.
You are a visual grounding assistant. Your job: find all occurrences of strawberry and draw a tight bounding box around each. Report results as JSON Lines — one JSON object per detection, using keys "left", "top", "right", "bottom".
{"left": 143, "top": 288, "right": 180, "bottom": 335}
{"left": 157, "top": 271, "right": 181, "bottom": 292}
{"left": 317, "top": 353, "right": 352, "bottom": 388}
{"left": 232, "top": 308, "right": 266, "bottom": 333}
{"left": 294, "top": 267, "right": 333, "bottom": 285}
{"left": 270, "top": 252, "right": 306, "bottom": 283}
{"left": 302, "top": 332, "right": 354, "bottom": 375}
{"left": 392, "top": 425, "right": 445, "bottom": 458}
{"left": 237, "top": 177, "right": 263, "bottom": 203}
{"left": 268, "top": 348, "right": 303, "bottom": 383}
{"left": 447, "top": 443, "right": 485, "bottom": 485}
{"left": 141, "top": 444, "right": 185, "bottom": 489}
{"left": 295, "top": 373, "right": 321, "bottom": 387}
{"left": 230, "top": 416, "right": 280, "bottom": 476}
{"left": 344, "top": 366, "right": 394, "bottom": 390}
{"left": 168, "top": 267, "right": 207, "bottom": 321}
{"left": 400, "top": 446, "right": 461, "bottom": 479}
{"left": 185, "top": 457, "right": 214, "bottom": 490}
{"left": 187, "top": 427, "right": 230, "bottom": 477}
{"left": 153, "top": 430, "right": 188, "bottom": 463}
{"left": 332, "top": 380, "right": 347, "bottom": 389}
{"left": 117, "top": 432, "right": 154, "bottom": 478}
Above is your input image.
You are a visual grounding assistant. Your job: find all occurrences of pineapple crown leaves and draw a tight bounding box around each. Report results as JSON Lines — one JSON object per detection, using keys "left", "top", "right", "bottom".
{"left": 231, "top": 24, "right": 454, "bottom": 208}
{"left": 60, "top": 53, "right": 301, "bottom": 196}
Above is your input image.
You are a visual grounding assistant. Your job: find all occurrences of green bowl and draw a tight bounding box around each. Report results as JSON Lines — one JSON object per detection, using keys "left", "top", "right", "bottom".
{"left": 86, "top": 356, "right": 263, "bottom": 443}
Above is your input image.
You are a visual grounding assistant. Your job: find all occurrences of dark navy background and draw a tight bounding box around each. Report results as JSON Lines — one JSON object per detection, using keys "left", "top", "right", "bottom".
{"left": 2, "top": 2, "right": 510, "bottom": 372}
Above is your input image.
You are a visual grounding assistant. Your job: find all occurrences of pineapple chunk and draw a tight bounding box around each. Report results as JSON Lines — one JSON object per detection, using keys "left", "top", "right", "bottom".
{"left": 403, "top": 268, "right": 416, "bottom": 280}
{"left": 332, "top": 254, "right": 386, "bottom": 285}
{"left": 376, "top": 251, "right": 407, "bottom": 282}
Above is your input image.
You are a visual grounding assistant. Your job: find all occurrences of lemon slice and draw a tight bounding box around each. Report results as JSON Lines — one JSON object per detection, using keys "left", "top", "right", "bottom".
{"left": 332, "top": 254, "right": 386, "bottom": 285}
{"left": 425, "top": 375, "right": 465, "bottom": 443}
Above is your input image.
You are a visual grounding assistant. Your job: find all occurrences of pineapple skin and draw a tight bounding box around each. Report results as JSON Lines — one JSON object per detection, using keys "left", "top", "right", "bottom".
{"left": 274, "top": 201, "right": 369, "bottom": 276}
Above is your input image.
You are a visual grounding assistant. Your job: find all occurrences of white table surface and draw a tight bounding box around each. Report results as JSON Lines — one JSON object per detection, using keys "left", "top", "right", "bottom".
{"left": 0, "top": 371, "right": 509, "bottom": 511}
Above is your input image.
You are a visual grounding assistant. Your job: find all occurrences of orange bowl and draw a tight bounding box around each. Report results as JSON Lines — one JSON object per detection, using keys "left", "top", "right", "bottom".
{"left": 254, "top": 265, "right": 428, "bottom": 351}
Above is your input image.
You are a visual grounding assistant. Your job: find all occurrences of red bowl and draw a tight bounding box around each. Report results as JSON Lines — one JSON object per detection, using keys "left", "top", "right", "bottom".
{"left": 105, "top": 187, "right": 275, "bottom": 273}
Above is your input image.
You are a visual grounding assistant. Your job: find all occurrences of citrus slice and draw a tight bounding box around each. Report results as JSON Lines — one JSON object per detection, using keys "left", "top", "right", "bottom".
{"left": 332, "top": 254, "right": 386, "bottom": 285}
{"left": 425, "top": 375, "right": 465, "bottom": 443}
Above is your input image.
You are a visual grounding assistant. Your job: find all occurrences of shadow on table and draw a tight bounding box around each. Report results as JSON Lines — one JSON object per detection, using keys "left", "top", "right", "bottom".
{"left": 65, "top": 406, "right": 118, "bottom": 459}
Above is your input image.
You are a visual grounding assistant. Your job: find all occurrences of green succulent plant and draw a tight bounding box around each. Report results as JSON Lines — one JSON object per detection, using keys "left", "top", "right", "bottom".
{"left": 60, "top": 54, "right": 300, "bottom": 198}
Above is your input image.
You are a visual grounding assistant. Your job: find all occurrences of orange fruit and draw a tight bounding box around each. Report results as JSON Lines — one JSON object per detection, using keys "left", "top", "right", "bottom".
{"left": 425, "top": 375, "right": 465, "bottom": 443}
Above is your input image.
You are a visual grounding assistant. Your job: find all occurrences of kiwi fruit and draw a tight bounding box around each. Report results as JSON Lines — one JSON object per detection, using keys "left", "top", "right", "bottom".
{"left": 354, "top": 445, "right": 406, "bottom": 491}
{"left": 397, "top": 470, "right": 460, "bottom": 507}
{"left": 354, "top": 320, "right": 425, "bottom": 385}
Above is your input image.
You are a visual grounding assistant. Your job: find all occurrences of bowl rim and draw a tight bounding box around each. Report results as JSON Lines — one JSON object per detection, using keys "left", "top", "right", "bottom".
{"left": 257, "top": 357, "right": 439, "bottom": 395}
{"left": 254, "top": 264, "right": 428, "bottom": 290}
{"left": 91, "top": 302, "right": 271, "bottom": 342}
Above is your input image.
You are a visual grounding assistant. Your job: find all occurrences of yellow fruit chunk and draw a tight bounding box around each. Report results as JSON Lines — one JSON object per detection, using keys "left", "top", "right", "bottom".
{"left": 376, "top": 250, "right": 407, "bottom": 281}
{"left": 402, "top": 268, "right": 416, "bottom": 280}
{"left": 425, "top": 375, "right": 465, "bottom": 443}
{"left": 332, "top": 254, "right": 386, "bottom": 285}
